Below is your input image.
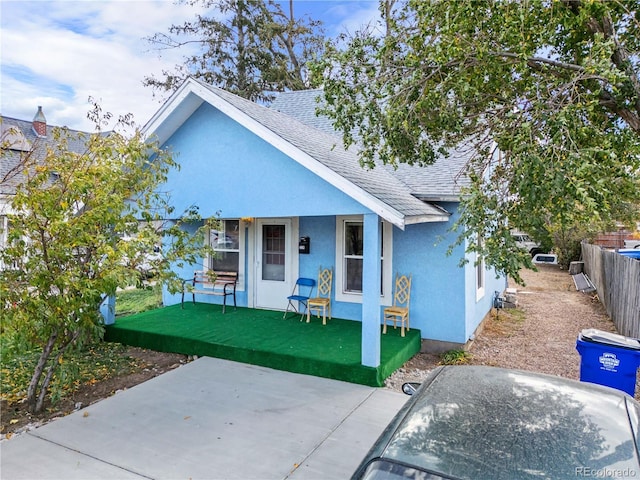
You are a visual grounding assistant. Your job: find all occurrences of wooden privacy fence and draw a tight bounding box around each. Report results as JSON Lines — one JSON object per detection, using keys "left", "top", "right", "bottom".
{"left": 582, "top": 243, "right": 640, "bottom": 337}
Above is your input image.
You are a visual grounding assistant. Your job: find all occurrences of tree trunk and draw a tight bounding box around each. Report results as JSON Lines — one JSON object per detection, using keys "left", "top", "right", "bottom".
{"left": 26, "top": 329, "right": 79, "bottom": 413}
{"left": 34, "top": 347, "right": 68, "bottom": 413}
{"left": 27, "top": 332, "right": 57, "bottom": 413}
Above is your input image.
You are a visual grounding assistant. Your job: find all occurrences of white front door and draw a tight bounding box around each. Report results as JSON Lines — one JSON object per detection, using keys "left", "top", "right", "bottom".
{"left": 255, "top": 218, "right": 295, "bottom": 310}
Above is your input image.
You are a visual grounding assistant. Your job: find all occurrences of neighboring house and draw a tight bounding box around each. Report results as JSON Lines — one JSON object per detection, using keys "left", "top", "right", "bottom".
{"left": 143, "top": 77, "right": 507, "bottom": 368}
{"left": 0, "top": 109, "right": 150, "bottom": 323}
{"left": 0, "top": 109, "right": 44, "bottom": 254}
{"left": 2, "top": 109, "right": 47, "bottom": 262}
{"left": 1, "top": 107, "right": 89, "bottom": 252}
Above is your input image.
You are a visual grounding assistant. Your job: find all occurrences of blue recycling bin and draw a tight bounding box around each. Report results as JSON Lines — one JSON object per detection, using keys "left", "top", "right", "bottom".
{"left": 576, "top": 329, "right": 640, "bottom": 396}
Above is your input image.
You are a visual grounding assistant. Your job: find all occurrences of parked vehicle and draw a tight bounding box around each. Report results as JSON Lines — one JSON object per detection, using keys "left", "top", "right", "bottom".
{"left": 625, "top": 239, "right": 640, "bottom": 249}
{"left": 511, "top": 231, "right": 545, "bottom": 257}
{"left": 351, "top": 366, "right": 640, "bottom": 479}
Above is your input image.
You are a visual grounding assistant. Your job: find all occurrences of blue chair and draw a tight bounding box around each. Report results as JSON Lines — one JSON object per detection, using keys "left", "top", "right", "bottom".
{"left": 283, "top": 277, "right": 316, "bottom": 320}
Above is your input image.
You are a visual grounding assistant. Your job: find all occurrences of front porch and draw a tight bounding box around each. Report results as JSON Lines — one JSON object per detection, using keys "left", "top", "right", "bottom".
{"left": 104, "top": 303, "right": 421, "bottom": 387}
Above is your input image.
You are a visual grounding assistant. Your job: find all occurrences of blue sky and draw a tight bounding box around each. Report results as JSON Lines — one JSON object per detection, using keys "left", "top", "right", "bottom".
{"left": 1, "top": 0, "right": 381, "bottom": 131}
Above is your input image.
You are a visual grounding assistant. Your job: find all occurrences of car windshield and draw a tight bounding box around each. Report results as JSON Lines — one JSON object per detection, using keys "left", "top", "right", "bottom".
{"left": 360, "top": 459, "right": 449, "bottom": 480}
{"left": 383, "top": 368, "right": 640, "bottom": 479}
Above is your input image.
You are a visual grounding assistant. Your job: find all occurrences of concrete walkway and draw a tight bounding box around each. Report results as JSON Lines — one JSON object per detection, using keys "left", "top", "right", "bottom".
{"left": 1, "top": 357, "right": 407, "bottom": 480}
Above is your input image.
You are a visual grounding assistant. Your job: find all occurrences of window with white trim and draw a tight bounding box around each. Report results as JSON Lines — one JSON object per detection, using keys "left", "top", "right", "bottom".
{"left": 0, "top": 216, "right": 7, "bottom": 251}
{"left": 208, "top": 219, "right": 244, "bottom": 287}
{"left": 0, "top": 215, "right": 18, "bottom": 270}
{"left": 476, "top": 236, "right": 485, "bottom": 300}
{"left": 335, "top": 216, "right": 392, "bottom": 304}
{"left": 344, "top": 220, "right": 363, "bottom": 292}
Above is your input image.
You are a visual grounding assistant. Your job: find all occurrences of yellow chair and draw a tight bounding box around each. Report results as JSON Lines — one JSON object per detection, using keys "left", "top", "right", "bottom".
{"left": 307, "top": 267, "right": 333, "bottom": 325}
{"left": 382, "top": 274, "right": 412, "bottom": 337}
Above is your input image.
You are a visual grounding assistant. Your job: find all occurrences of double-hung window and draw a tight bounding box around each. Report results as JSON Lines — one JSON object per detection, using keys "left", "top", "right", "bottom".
{"left": 0, "top": 216, "right": 6, "bottom": 269}
{"left": 208, "top": 219, "right": 244, "bottom": 287}
{"left": 0, "top": 215, "right": 18, "bottom": 270}
{"left": 0, "top": 216, "right": 7, "bottom": 251}
{"left": 336, "top": 215, "right": 392, "bottom": 304}
{"left": 344, "top": 221, "right": 364, "bottom": 292}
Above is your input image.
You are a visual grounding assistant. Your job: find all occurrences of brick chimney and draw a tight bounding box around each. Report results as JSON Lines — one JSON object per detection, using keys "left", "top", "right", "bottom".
{"left": 32, "top": 106, "right": 47, "bottom": 137}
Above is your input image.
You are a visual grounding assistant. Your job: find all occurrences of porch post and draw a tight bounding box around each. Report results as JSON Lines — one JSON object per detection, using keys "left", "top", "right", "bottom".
{"left": 100, "top": 294, "right": 115, "bottom": 325}
{"left": 361, "top": 213, "right": 381, "bottom": 367}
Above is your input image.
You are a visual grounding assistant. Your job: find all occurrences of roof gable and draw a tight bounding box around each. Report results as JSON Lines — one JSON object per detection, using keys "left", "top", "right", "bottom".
{"left": 143, "top": 78, "right": 450, "bottom": 229}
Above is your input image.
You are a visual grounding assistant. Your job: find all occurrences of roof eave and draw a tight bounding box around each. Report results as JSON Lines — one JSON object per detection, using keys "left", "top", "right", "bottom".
{"left": 142, "top": 79, "right": 205, "bottom": 144}
{"left": 415, "top": 195, "right": 463, "bottom": 203}
{"left": 404, "top": 213, "right": 451, "bottom": 226}
{"left": 145, "top": 79, "right": 439, "bottom": 229}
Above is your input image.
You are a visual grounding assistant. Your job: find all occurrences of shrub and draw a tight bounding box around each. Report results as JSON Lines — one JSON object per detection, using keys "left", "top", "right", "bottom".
{"left": 440, "top": 349, "right": 471, "bottom": 365}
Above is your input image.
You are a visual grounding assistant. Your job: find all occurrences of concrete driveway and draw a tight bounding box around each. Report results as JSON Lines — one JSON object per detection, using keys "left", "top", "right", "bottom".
{"left": 1, "top": 357, "right": 407, "bottom": 479}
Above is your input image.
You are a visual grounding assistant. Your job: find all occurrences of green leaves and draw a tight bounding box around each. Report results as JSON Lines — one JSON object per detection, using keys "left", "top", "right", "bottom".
{"left": 315, "top": 0, "right": 640, "bottom": 280}
{"left": 0, "top": 340, "right": 141, "bottom": 408}
{"left": 0, "top": 102, "right": 210, "bottom": 412}
{"left": 144, "top": 0, "right": 325, "bottom": 102}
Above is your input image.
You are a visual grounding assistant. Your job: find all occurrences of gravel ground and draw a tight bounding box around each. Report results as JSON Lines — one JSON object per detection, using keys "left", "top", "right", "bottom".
{"left": 384, "top": 264, "right": 623, "bottom": 392}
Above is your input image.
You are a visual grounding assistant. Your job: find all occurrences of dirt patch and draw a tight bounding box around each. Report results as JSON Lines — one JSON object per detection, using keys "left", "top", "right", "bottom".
{"left": 1, "top": 348, "right": 189, "bottom": 439}
{"left": 385, "top": 264, "right": 618, "bottom": 389}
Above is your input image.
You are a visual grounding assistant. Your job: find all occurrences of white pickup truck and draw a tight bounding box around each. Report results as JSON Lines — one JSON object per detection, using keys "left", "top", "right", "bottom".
{"left": 511, "top": 231, "right": 545, "bottom": 257}
{"left": 625, "top": 238, "right": 640, "bottom": 249}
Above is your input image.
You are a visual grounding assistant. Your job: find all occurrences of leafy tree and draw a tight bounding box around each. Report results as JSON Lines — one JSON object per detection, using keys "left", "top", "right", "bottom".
{"left": 144, "top": 0, "right": 325, "bottom": 102}
{"left": 0, "top": 104, "right": 212, "bottom": 413}
{"left": 312, "top": 0, "right": 640, "bottom": 281}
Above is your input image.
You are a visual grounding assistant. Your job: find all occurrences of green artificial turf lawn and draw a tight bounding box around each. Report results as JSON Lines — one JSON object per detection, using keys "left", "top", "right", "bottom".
{"left": 105, "top": 303, "right": 420, "bottom": 386}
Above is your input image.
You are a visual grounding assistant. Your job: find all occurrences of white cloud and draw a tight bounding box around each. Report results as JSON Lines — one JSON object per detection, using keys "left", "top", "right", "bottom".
{"left": 1, "top": 0, "right": 204, "bottom": 131}
{"left": 1, "top": 0, "right": 379, "bottom": 131}
{"left": 324, "top": 1, "right": 382, "bottom": 36}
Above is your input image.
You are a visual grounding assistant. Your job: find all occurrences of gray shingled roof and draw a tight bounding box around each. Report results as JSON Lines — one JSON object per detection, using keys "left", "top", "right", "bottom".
{"left": 270, "top": 89, "right": 338, "bottom": 136}
{"left": 381, "top": 147, "right": 472, "bottom": 202}
{"left": 1, "top": 115, "right": 89, "bottom": 195}
{"left": 270, "top": 88, "right": 473, "bottom": 201}
{"left": 193, "top": 78, "right": 449, "bottom": 221}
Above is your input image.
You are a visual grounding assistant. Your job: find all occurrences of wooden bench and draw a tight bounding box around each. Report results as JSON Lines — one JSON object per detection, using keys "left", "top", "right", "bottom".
{"left": 181, "top": 270, "right": 238, "bottom": 313}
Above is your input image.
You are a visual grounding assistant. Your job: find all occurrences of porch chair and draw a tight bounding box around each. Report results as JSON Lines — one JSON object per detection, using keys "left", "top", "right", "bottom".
{"left": 283, "top": 277, "right": 316, "bottom": 320}
{"left": 307, "top": 267, "right": 333, "bottom": 325}
{"left": 382, "top": 273, "right": 412, "bottom": 337}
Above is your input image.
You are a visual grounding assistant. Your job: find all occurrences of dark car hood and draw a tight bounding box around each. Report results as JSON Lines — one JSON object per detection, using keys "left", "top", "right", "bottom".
{"left": 382, "top": 366, "right": 640, "bottom": 479}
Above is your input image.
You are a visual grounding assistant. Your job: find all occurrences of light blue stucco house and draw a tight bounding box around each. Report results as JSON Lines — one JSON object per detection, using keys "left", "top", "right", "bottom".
{"left": 143, "top": 77, "right": 507, "bottom": 368}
